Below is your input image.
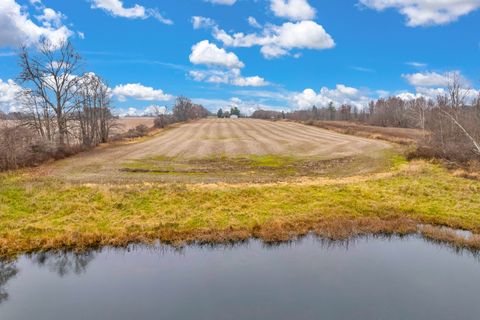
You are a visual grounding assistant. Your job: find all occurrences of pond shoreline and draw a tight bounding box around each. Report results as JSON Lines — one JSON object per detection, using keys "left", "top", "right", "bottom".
{"left": 2, "top": 219, "right": 479, "bottom": 261}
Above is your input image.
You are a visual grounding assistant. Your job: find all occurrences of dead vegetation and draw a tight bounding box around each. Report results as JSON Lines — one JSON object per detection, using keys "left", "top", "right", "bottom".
{"left": 419, "top": 225, "right": 480, "bottom": 251}
{"left": 1, "top": 211, "right": 479, "bottom": 259}
{"left": 300, "top": 120, "right": 423, "bottom": 145}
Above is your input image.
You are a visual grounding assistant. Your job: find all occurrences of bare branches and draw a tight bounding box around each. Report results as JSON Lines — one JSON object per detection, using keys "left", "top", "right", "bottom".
{"left": 153, "top": 96, "right": 209, "bottom": 129}
{"left": 440, "top": 108, "right": 480, "bottom": 155}
{"left": 172, "top": 96, "right": 209, "bottom": 121}
{"left": 446, "top": 72, "right": 469, "bottom": 110}
{"left": 17, "top": 39, "right": 83, "bottom": 147}
{"left": 2, "top": 40, "right": 116, "bottom": 171}
{"left": 436, "top": 74, "right": 480, "bottom": 157}
{"left": 76, "top": 73, "right": 115, "bottom": 146}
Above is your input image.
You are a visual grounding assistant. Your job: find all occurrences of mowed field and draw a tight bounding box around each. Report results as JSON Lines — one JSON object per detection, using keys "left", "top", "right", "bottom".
{"left": 118, "top": 118, "right": 390, "bottom": 158}
{"left": 47, "top": 118, "right": 392, "bottom": 183}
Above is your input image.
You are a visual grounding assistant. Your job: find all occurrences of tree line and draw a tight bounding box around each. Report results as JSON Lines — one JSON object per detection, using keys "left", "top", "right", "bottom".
{"left": 216, "top": 106, "right": 241, "bottom": 118}
{"left": 153, "top": 96, "right": 210, "bottom": 128}
{"left": 252, "top": 76, "right": 480, "bottom": 162}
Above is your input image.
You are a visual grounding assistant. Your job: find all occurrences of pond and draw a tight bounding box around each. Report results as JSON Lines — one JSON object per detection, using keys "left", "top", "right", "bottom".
{"left": 1, "top": 235, "right": 479, "bottom": 320}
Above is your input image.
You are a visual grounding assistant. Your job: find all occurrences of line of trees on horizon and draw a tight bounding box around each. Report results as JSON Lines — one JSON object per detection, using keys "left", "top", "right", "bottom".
{"left": 251, "top": 76, "right": 480, "bottom": 162}
{"left": 216, "top": 106, "right": 241, "bottom": 118}
{"left": 153, "top": 96, "right": 210, "bottom": 128}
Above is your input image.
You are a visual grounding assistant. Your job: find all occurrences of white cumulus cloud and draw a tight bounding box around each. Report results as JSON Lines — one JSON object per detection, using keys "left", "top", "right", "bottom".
{"left": 91, "top": 0, "right": 146, "bottom": 18}
{"left": 406, "top": 61, "right": 427, "bottom": 68}
{"left": 189, "top": 68, "right": 268, "bottom": 87}
{"left": 0, "top": 0, "right": 73, "bottom": 48}
{"left": 214, "top": 20, "right": 335, "bottom": 58}
{"left": 402, "top": 71, "right": 454, "bottom": 87}
{"left": 0, "top": 79, "right": 22, "bottom": 112}
{"left": 398, "top": 70, "right": 479, "bottom": 102}
{"left": 359, "top": 0, "right": 480, "bottom": 26}
{"left": 270, "top": 0, "right": 316, "bottom": 20}
{"left": 36, "top": 8, "right": 65, "bottom": 27}
{"left": 232, "top": 76, "right": 268, "bottom": 87}
{"left": 189, "top": 40, "right": 245, "bottom": 69}
{"left": 292, "top": 84, "right": 370, "bottom": 109}
{"left": 112, "top": 83, "right": 173, "bottom": 101}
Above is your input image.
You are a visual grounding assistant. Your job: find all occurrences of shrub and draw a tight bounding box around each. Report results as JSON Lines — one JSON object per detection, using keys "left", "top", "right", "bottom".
{"left": 0, "top": 125, "right": 62, "bottom": 171}
{"left": 124, "top": 124, "right": 150, "bottom": 139}
{"left": 154, "top": 114, "right": 175, "bottom": 128}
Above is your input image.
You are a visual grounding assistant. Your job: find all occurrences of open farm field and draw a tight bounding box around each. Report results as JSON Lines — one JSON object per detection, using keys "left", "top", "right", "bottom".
{"left": 1, "top": 119, "right": 479, "bottom": 258}
{"left": 46, "top": 118, "right": 392, "bottom": 183}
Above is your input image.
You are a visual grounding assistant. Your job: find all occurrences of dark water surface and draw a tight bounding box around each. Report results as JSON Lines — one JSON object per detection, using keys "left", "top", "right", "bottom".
{"left": 1, "top": 235, "right": 479, "bottom": 320}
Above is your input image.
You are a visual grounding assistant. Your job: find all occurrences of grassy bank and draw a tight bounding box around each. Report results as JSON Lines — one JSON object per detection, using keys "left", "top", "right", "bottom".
{"left": 1, "top": 158, "right": 479, "bottom": 258}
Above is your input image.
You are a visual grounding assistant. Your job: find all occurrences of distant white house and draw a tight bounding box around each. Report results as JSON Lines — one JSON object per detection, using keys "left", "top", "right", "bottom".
{"left": 230, "top": 115, "right": 239, "bottom": 119}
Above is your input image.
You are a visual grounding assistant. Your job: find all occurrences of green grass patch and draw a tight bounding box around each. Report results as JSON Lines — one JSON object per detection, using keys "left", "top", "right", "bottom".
{"left": 120, "top": 152, "right": 399, "bottom": 183}
{"left": 245, "top": 155, "right": 296, "bottom": 168}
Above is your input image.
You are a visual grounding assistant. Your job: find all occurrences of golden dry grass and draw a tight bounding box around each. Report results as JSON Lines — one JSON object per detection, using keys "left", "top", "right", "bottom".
{"left": 1, "top": 159, "right": 479, "bottom": 258}
{"left": 306, "top": 120, "right": 424, "bottom": 145}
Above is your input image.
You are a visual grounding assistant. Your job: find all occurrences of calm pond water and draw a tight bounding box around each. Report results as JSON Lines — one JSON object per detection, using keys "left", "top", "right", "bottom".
{"left": 1, "top": 235, "right": 479, "bottom": 320}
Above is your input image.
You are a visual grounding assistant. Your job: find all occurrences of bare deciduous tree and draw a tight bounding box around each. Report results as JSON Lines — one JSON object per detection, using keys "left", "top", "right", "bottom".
{"left": 76, "top": 73, "right": 115, "bottom": 146}
{"left": 407, "top": 97, "right": 432, "bottom": 136}
{"left": 172, "top": 96, "right": 209, "bottom": 121}
{"left": 438, "top": 74, "right": 480, "bottom": 156}
{"left": 1, "top": 40, "right": 117, "bottom": 171}
{"left": 18, "top": 89, "right": 55, "bottom": 141}
{"left": 153, "top": 96, "right": 209, "bottom": 129}
{"left": 18, "top": 39, "right": 83, "bottom": 148}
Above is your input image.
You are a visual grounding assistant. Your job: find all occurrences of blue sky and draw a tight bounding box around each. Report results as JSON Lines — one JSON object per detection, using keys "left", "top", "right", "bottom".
{"left": 0, "top": 0, "right": 479, "bottom": 115}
